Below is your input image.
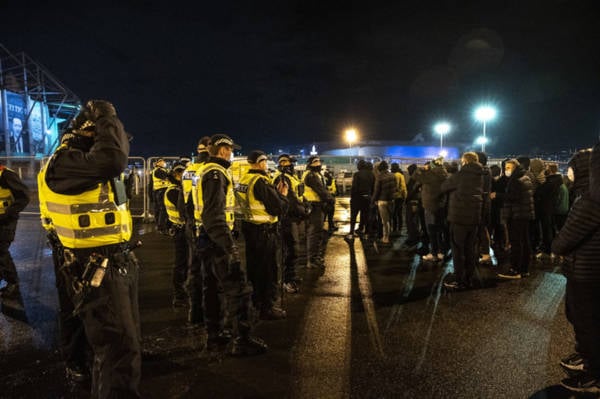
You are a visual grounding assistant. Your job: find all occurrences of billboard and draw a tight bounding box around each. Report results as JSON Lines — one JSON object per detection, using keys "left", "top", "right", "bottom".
{"left": 0, "top": 90, "right": 61, "bottom": 156}
{"left": 5, "top": 91, "right": 28, "bottom": 154}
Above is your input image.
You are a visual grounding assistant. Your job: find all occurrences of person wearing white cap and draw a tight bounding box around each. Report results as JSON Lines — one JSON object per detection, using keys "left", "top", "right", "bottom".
{"left": 237, "top": 150, "right": 289, "bottom": 320}
{"left": 302, "top": 155, "right": 334, "bottom": 268}
{"left": 192, "top": 133, "right": 268, "bottom": 356}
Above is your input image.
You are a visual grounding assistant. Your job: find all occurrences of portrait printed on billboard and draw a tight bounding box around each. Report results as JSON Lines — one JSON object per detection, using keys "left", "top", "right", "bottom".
{"left": 29, "top": 101, "right": 45, "bottom": 154}
{"left": 6, "top": 91, "right": 29, "bottom": 154}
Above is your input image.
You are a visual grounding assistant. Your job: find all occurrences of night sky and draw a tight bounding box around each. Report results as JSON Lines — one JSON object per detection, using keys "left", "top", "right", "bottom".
{"left": 2, "top": 1, "right": 599, "bottom": 157}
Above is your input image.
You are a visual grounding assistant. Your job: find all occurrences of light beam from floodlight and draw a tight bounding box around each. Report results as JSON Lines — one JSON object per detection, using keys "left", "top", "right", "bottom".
{"left": 474, "top": 105, "right": 497, "bottom": 153}
{"left": 434, "top": 122, "right": 451, "bottom": 155}
{"left": 344, "top": 128, "right": 358, "bottom": 163}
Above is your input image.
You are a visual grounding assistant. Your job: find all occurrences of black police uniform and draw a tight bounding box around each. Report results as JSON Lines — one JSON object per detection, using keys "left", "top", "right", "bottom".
{"left": 303, "top": 163, "right": 333, "bottom": 268}
{"left": 196, "top": 149, "right": 267, "bottom": 356}
{"left": 40, "top": 102, "right": 141, "bottom": 398}
{"left": 0, "top": 165, "right": 30, "bottom": 297}
{"left": 164, "top": 173, "right": 188, "bottom": 305}
{"left": 151, "top": 163, "right": 169, "bottom": 232}
{"left": 239, "top": 168, "right": 288, "bottom": 318}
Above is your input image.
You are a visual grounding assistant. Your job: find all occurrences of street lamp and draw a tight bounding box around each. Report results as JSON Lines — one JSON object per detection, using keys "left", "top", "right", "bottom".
{"left": 476, "top": 136, "right": 489, "bottom": 151}
{"left": 344, "top": 128, "right": 358, "bottom": 164}
{"left": 433, "top": 122, "right": 451, "bottom": 155}
{"left": 474, "top": 105, "right": 497, "bottom": 153}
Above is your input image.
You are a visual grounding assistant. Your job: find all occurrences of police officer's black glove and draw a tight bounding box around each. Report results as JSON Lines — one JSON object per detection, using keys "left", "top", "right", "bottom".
{"left": 228, "top": 245, "right": 242, "bottom": 281}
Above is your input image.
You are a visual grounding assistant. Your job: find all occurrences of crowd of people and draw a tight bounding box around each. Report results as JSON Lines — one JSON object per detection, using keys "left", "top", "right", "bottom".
{"left": 0, "top": 98, "right": 598, "bottom": 395}
{"left": 341, "top": 147, "right": 600, "bottom": 394}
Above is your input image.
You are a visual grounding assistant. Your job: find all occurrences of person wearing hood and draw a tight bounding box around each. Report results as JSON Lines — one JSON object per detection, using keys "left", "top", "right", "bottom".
{"left": 517, "top": 156, "right": 542, "bottom": 253}
{"left": 413, "top": 157, "right": 448, "bottom": 261}
{"left": 371, "top": 161, "right": 397, "bottom": 244}
{"left": 535, "top": 162, "right": 568, "bottom": 260}
{"left": 346, "top": 160, "right": 375, "bottom": 242}
{"left": 402, "top": 163, "right": 428, "bottom": 250}
{"left": 440, "top": 152, "right": 483, "bottom": 290}
{"left": 552, "top": 142, "right": 600, "bottom": 393}
{"left": 497, "top": 159, "right": 535, "bottom": 279}
{"left": 475, "top": 151, "right": 492, "bottom": 264}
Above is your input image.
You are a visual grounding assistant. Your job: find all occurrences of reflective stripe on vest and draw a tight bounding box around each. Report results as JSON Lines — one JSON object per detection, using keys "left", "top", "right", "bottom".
{"left": 0, "top": 169, "right": 14, "bottom": 215}
{"left": 236, "top": 173, "right": 278, "bottom": 224}
{"left": 152, "top": 167, "right": 169, "bottom": 190}
{"left": 38, "top": 165, "right": 132, "bottom": 249}
{"left": 302, "top": 170, "right": 323, "bottom": 202}
{"left": 193, "top": 163, "right": 235, "bottom": 230}
{"left": 164, "top": 183, "right": 184, "bottom": 226}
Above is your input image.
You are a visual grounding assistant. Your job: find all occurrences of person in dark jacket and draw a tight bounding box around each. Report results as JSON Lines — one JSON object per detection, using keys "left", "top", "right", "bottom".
{"left": 475, "top": 151, "right": 492, "bottom": 264}
{"left": 441, "top": 152, "right": 483, "bottom": 290}
{"left": 535, "top": 162, "right": 565, "bottom": 259}
{"left": 302, "top": 156, "right": 334, "bottom": 268}
{"left": 346, "top": 160, "right": 375, "bottom": 242}
{"left": 489, "top": 162, "right": 509, "bottom": 261}
{"left": 402, "top": 163, "right": 428, "bottom": 250}
{"left": 413, "top": 157, "right": 448, "bottom": 261}
{"left": 194, "top": 134, "right": 268, "bottom": 356}
{"left": 0, "top": 162, "right": 30, "bottom": 299}
{"left": 497, "top": 159, "right": 535, "bottom": 279}
{"left": 39, "top": 100, "right": 141, "bottom": 396}
{"left": 372, "top": 161, "right": 397, "bottom": 244}
{"left": 552, "top": 142, "right": 600, "bottom": 393}
{"left": 566, "top": 148, "right": 592, "bottom": 204}
{"left": 238, "top": 150, "right": 289, "bottom": 320}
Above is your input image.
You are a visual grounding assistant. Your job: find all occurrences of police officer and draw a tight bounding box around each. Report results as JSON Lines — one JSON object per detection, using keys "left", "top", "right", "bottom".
{"left": 151, "top": 158, "right": 169, "bottom": 233}
{"left": 193, "top": 133, "right": 267, "bottom": 355}
{"left": 0, "top": 161, "right": 29, "bottom": 299}
{"left": 237, "top": 150, "right": 288, "bottom": 319}
{"left": 38, "top": 100, "right": 141, "bottom": 397}
{"left": 164, "top": 161, "right": 188, "bottom": 307}
{"left": 323, "top": 167, "right": 338, "bottom": 233}
{"left": 272, "top": 154, "right": 308, "bottom": 293}
{"left": 302, "top": 156, "right": 334, "bottom": 268}
{"left": 181, "top": 136, "right": 211, "bottom": 326}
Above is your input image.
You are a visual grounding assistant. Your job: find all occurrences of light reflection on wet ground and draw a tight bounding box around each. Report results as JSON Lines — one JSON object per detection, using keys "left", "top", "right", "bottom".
{"left": 0, "top": 199, "right": 581, "bottom": 398}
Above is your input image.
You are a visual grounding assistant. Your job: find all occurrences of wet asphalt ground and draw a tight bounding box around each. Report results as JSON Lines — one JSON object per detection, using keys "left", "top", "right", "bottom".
{"left": 0, "top": 198, "right": 593, "bottom": 398}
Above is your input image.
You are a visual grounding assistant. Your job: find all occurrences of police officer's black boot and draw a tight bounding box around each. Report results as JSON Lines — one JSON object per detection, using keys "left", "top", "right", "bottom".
{"left": 230, "top": 335, "right": 268, "bottom": 356}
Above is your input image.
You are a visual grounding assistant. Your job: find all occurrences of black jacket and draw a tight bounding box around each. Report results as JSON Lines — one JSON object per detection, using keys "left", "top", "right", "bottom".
{"left": 247, "top": 170, "right": 288, "bottom": 217}
{"left": 351, "top": 169, "right": 374, "bottom": 197}
{"left": 535, "top": 173, "right": 564, "bottom": 215}
{"left": 502, "top": 167, "right": 534, "bottom": 222}
{"left": 273, "top": 172, "right": 308, "bottom": 222}
{"left": 0, "top": 167, "right": 30, "bottom": 223}
{"left": 413, "top": 166, "right": 448, "bottom": 212}
{"left": 45, "top": 115, "right": 129, "bottom": 195}
{"left": 441, "top": 162, "right": 483, "bottom": 225}
{"left": 201, "top": 157, "right": 236, "bottom": 253}
{"left": 552, "top": 141, "right": 600, "bottom": 283}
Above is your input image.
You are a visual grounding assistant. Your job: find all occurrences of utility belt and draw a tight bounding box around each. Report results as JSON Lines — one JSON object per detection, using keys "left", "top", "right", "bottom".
{"left": 242, "top": 221, "right": 278, "bottom": 234}
{"left": 56, "top": 240, "right": 142, "bottom": 314}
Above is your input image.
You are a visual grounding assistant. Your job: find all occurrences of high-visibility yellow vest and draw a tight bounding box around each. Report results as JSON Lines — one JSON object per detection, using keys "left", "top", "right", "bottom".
{"left": 152, "top": 167, "right": 169, "bottom": 191}
{"left": 272, "top": 170, "right": 304, "bottom": 198}
{"left": 236, "top": 172, "right": 278, "bottom": 225}
{"left": 302, "top": 170, "right": 324, "bottom": 202}
{"left": 193, "top": 163, "right": 235, "bottom": 230}
{"left": 327, "top": 177, "right": 337, "bottom": 195}
{"left": 38, "top": 165, "right": 132, "bottom": 249}
{"left": 164, "top": 182, "right": 184, "bottom": 226}
{"left": 182, "top": 162, "right": 204, "bottom": 205}
{"left": 0, "top": 169, "right": 15, "bottom": 215}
